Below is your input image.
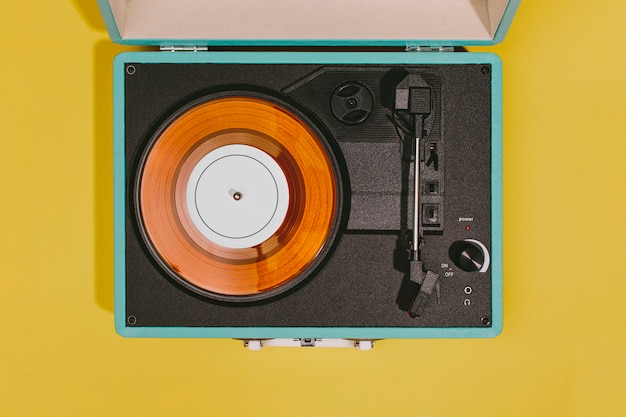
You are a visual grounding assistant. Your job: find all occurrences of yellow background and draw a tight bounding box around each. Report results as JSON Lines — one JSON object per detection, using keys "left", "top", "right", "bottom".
{"left": 1, "top": 1, "right": 625, "bottom": 416}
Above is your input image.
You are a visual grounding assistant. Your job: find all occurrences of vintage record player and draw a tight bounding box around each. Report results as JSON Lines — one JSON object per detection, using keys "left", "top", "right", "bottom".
{"left": 98, "top": 0, "right": 520, "bottom": 347}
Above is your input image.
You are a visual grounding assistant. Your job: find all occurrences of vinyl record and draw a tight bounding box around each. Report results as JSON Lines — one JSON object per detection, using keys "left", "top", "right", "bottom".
{"left": 135, "top": 93, "right": 344, "bottom": 302}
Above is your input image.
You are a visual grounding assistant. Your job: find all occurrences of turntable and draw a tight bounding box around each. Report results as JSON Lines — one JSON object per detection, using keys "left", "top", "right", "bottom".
{"left": 98, "top": 0, "right": 520, "bottom": 347}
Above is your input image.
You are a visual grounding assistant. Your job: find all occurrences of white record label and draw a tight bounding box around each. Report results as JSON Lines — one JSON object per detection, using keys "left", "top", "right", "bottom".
{"left": 186, "top": 144, "right": 289, "bottom": 249}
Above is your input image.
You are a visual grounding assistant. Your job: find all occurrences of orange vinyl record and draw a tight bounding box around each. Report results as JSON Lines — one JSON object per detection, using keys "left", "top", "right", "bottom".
{"left": 135, "top": 93, "right": 345, "bottom": 301}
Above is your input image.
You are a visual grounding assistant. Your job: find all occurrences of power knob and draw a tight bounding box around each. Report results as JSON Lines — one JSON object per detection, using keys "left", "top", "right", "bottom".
{"left": 449, "top": 239, "right": 490, "bottom": 272}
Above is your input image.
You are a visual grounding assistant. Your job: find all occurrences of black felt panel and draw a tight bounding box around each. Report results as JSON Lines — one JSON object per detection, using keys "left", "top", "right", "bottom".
{"left": 123, "top": 63, "right": 493, "bottom": 329}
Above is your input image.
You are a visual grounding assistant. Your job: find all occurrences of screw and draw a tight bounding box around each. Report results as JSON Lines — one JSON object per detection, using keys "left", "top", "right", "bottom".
{"left": 127, "top": 315, "right": 137, "bottom": 325}
{"left": 481, "top": 66, "right": 490, "bottom": 75}
{"left": 480, "top": 316, "right": 491, "bottom": 326}
{"left": 126, "top": 65, "right": 136, "bottom": 75}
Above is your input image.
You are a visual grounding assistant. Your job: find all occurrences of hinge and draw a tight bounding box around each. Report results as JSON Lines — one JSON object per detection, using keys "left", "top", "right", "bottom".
{"left": 405, "top": 44, "right": 454, "bottom": 52}
{"left": 160, "top": 45, "right": 209, "bottom": 52}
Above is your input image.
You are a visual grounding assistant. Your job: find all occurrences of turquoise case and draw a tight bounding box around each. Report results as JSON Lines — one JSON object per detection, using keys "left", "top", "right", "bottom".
{"left": 113, "top": 52, "right": 503, "bottom": 339}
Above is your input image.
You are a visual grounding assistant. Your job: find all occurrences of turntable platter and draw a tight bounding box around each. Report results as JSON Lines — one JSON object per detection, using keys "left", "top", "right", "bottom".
{"left": 136, "top": 95, "right": 344, "bottom": 301}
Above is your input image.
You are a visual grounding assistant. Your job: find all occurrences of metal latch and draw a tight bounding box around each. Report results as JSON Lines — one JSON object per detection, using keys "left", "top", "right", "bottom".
{"left": 160, "top": 45, "right": 209, "bottom": 52}
{"left": 243, "top": 338, "right": 375, "bottom": 351}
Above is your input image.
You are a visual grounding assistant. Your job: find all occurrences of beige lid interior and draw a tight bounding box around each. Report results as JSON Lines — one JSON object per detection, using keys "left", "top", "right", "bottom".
{"left": 106, "top": 0, "right": 511, "bottom": 42}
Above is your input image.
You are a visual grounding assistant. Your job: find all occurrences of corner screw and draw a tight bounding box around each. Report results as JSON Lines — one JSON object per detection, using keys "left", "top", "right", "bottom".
{"left": 126, "top": 65, "right": 136, "bottom": 75}
{"left": 481, "top": 66, "right": 490, "bottom": 75}
{"left": 127, "top": 315, "right": 137, "bottom": 325}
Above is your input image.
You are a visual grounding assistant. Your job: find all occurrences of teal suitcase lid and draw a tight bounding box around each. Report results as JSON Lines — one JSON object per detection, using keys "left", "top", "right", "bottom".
{"left": 97, "top": 0, "right": 520, "bottom": 47}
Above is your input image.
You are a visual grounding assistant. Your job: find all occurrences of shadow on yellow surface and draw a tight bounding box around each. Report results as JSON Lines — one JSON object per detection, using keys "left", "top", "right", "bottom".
{"left": 71, "top": 0, "right": 107, "bottom": 32}
{"left": 92, "top": 40, "right": 117, "bottom": 313}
